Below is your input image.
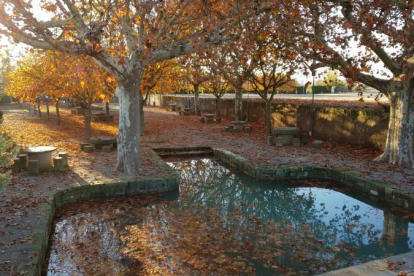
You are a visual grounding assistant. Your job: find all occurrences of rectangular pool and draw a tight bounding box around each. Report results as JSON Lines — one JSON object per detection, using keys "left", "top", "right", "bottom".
{"left": 45, "top": 158, "right": 414, "bottom": 275}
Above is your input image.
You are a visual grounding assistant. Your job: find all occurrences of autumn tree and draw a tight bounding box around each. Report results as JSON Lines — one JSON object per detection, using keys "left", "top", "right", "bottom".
{"left": 315, "top": 69, "right": 346, "bottom": 88}
{"left": 66, "top": 55, "right": 116, "bottom": 139}
{"left": 5, "top": 52, "right": 55, "bottom": 116}
{"left": 0, "top": 0, "right": 266, "bottom": 174}
{"left": 246, "top": 37, "right": 295, "bottom": 136}
{"left": 278, "top": 1, "right": 414, "bottom": 167}
{"left": 0, "top": 55, "right": 18, "bottom": 186}
{"left": 156, "top": 59, "right": 188, "bottom": 94}
{"left": 0, "top": 50, "right": 11, "bottom": 96}
{"left": 202, "top": 68, "right": 231, "bottom": 118}
{"left": 207, "top": 20, "right": 259, "bottom": 122}
{"left": 139, "top": 61, "right": 170, "bottom": 130}
{"left": 183, "top": 54, "right": 209, "bottom": 115}
{"left": 5, "top": 51, "right": 116, "bottom": 137}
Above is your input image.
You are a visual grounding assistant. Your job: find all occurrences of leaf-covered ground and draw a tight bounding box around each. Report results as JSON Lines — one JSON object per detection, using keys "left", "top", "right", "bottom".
{"left": 0, "top": 103, "right": 414, "bottom": 275}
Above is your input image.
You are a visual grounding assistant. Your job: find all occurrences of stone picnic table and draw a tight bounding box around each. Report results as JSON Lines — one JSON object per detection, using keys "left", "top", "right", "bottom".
{"left": 203, "top": 113, "right": 216, "bottom": 123}
{"left": 168, "top": 103, "right": 177, "bottom": 111}
{"left": 71, "top": 107, "right": 83, "bottom": 115}
{"left": 24, "top": 146, "right": 56, "bottom": 170}
{"left": 272, "top": 127, "right": 301, "bottom": 147}
{"left": 89, "top": 136, "right": 117, "bottom": 149}
{"left": 231, "top": 121, "right": 247, "bottom": 131}
{"left": 91, "top": 112, "right": 114, "bottom": 122}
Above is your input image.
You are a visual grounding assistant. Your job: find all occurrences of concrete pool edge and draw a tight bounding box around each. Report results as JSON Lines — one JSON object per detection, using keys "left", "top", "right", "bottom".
{"left": 13, "top": 146, "right": 414, "bottom": 276}
{"left": 213, "top": 148, "right": 414, "bottom": 212}
{"left": 212, "top": 147, "right": 414, "bottom": 276}
{"left": 10, "top": 148, "right": 179, "bottom": 276}
{"left": 318, "top": 250, "right": 414, "bottom": 275}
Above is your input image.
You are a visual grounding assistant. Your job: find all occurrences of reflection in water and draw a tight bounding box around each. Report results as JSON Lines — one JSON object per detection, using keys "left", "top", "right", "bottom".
{"left": 46, "top": 158, "right": 414, "bottom": 275}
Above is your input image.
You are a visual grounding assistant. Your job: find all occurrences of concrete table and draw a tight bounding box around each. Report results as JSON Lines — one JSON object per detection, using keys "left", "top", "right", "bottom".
{"left": 204, "top": 114, "right": 216, "bottom": 123}
{"left": 24, "top": 146, "right": 56, "bottom": 171}
{"left": 231, "top": 121, "right": 247, "bottom": 132}
{"left": 89, "top": 136, "right": 117, "bottom": 150}
{"left": 91, "top": 112, "right": 114, "bottom": 122}
{"left": 180, "top": 108, "right": 194, "bottom": 116}
{"left": 168, "top": 104, "right": 177, "bottom": 111}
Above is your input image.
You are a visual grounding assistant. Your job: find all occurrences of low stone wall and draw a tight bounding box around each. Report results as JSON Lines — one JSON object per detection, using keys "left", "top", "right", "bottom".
{"left": 161, "top": 96, "right": 389, "bottom": 150}
{"left": 213, "top": 148, "right": 414, "bottom": 212}
{"left": 11, "top": 146, "right": 414, "bottom": 276}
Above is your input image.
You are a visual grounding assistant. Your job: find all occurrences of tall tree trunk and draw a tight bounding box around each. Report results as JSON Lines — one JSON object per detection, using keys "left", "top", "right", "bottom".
{"left": 56, "top": 99, "right": 60, "bottom": 125}
{"left": 117, "top": 73, "right": 143, "bottom": 175}
{"left": 265, "top": 101, "right": 272, "bottom": 136}
{"left": 83, "top": 99, "right": 92, "bottom": 139}
{"left": 33, "top": 103, "right": 37, "bottom": 115}
{"left": 139, "top": 94, "right": 145, "bottom": 135}
{"left": 66, "top": 98, "right": 70, "bottom": 109}
{"left": 46, "top": 98, "right": 50, "bottom": 119}
{"left": 194, "top": 84, "right": 200, "bottom": 115}
{"left": 105, "top": 102, "right": 110, "bottom": 122}
{"left": 375, "top": 87, "right": 414, "bottom": 167}
{"left": 215, "top": 97, "right": 221, "bottom": 118}
{"left": 37, "top": 98, "right": 42, "bottom": 118}
{"left": 235, "top": 86, "right": 243, "bottom": 121}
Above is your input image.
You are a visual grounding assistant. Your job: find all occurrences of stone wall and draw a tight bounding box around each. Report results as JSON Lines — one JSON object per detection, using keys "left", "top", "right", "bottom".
{"left": 161, "top": 96, "right": 390, "bottom": 150}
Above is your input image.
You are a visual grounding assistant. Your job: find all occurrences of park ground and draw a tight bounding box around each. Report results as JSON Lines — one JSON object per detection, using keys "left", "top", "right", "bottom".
{"left": 1, "top": 102, "right": 414, "bottom": 274}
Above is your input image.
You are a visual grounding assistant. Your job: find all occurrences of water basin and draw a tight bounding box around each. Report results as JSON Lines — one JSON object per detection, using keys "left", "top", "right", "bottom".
{"left": 45, "top": 158, "right": 414, "bottom": 275}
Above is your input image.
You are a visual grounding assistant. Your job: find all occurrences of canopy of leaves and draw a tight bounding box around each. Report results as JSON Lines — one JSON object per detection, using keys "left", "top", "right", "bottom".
{"left": 5, "top": 51, "right": 116, "bottom": 105}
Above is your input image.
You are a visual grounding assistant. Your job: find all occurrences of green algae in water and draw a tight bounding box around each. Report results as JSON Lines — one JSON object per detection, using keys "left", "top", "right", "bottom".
{"left": 46, "top": 158, "right": 414, "bottom": 275}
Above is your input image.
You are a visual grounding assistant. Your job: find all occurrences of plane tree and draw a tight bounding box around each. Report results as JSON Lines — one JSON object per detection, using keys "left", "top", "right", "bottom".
{"left": 0, "top": 0, "right": 267, "bottom": 174}
{"left": 277, "top": 0, "right": 414, "bottom": 167}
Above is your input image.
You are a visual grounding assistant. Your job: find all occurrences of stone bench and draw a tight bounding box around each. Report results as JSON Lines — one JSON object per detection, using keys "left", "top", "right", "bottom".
{"left": 71, "top": 107, "right": 83, "bottom": 115}
{"left": 91, "top": 113, "right": 114, "bottom": 122}
{"left": 272, "top": 127, "right": 300, "bottom": 147}
{"left": 167, "top": 103, "right": 177, "bottom": 111}
{"left": 89, "top": 136, "right": 117, "bottom": 150}
{"left": 179, "top": 108, "right": 194, "bottom": 116}
{"left": 225, "top": 121, "right": 253, "bottom": 133}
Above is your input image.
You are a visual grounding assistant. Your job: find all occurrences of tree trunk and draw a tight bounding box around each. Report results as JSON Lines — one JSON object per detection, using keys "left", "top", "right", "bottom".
{"left": 215, "top": 97, "right": 221, "bottom": 118}
{"left": 37, "top": 98, "right": 42, "bottom": 118}
{"left": 139, "top": 94, "right": 145, "bottom": 135}
{"left": 265, "top": 101, "right": 272, "bottom": 136}
{"left": 56, "top": 99, "right": 60, "bottom": 125}
{"left": 375, "top": 87, "right": 414, "bottom": 167}
{"left": 33, "top": 103, "right": 37, "bottom": 115}
{"left": 117, "top": 75, "right": 143, "bottom": 175}
{"left": 194, "top": 84, "right": 200, "bottom": 115}
{"left": 105, "top": 102, "right": 110, "bottom": 122}
{"left": 46, "top": 98, "right": 50, "bottom": 119}
{"left": 83, "top": 100, "right": 92, "bottom": 139}
{"left": 235, "top": 86, "right": 243, "bottom": 121}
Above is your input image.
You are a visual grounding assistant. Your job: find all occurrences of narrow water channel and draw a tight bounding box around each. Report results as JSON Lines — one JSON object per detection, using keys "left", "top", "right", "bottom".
{"left": 45, "top": 158, "right": 414, "bottom": 275}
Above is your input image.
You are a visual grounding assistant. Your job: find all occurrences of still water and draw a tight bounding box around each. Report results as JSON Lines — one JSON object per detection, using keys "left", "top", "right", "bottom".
{"left": 46, "top": 158, "right": 414, "bottom": 275}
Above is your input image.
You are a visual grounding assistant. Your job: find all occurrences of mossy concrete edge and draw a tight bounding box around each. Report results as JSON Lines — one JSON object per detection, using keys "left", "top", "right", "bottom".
{"left": 213, "top": 148, "right": 414, "bottom": 212}
{"left": 22, "top": 148, "right": 179, "bottom": 276}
